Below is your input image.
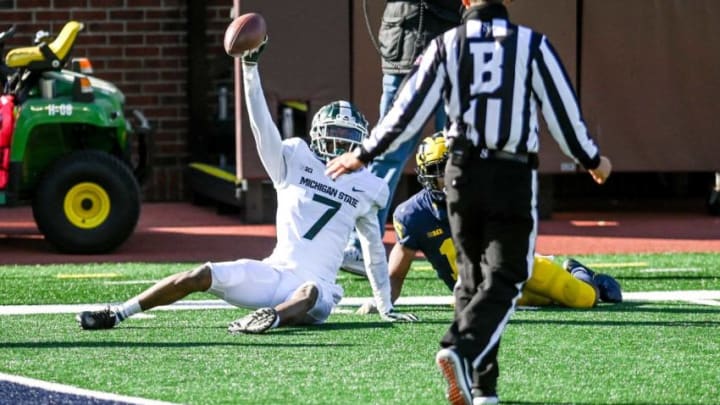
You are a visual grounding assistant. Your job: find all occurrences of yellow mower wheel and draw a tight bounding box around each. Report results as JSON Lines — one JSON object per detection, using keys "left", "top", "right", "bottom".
{"left": 63, "top": 182, "right": 111, "bottom": 229}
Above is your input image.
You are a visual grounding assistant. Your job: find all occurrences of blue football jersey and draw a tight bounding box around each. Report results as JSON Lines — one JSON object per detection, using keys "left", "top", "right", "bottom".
{"left": 392, "top": 189, "right": 457, "bottom": 290}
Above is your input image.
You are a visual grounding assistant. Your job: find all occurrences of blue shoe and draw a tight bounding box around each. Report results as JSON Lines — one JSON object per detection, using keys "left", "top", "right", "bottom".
{"left": 565, "top": 259, "right": 623, "bottom": 304}
{"left": 594, "top": 273, "right": 623, "bottom": 303}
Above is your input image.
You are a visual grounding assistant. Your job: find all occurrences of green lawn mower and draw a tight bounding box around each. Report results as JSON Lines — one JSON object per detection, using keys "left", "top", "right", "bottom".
{"left": 0, "top": 21, "right": 152, "bottom": 253}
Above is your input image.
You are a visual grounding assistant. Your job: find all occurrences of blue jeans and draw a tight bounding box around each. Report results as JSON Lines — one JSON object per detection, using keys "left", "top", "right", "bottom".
{"left": 373, "top": 73, "right": 446, "bottom": 229}
{"left": 348, "top": 73, "right": 446, "bottom": 250}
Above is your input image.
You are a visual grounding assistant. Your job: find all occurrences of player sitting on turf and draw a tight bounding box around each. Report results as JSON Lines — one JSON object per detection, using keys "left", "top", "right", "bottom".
{"left": 77, "top": 37, "right": 418, "bottom": 333}
{"left": 355, "top": 133, "right": 622, "bottom": 314}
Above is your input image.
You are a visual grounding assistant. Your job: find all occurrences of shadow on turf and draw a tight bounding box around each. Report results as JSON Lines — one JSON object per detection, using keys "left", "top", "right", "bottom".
{"left": 503, "top": 401, "right": 694, "bottom": 405}
{"left": 522, "top": 301, "right": 720, "bottom": 314}
{"left": 0, "top": 341, "right": 357, "bottom": 349}
{"left": 241, "top": 321, "right": 398, "bottom": 334}
{"left": 512, "top": 302, "right": 720, "bottom": 328}
{"left": 0, "top": 321, "right": 423, "bottom": 348}
{"left": 618, "top": 275, "right": 716, "bottom": 281}
{"left": 513, "top": 318, "right": 720, "bottom": 328}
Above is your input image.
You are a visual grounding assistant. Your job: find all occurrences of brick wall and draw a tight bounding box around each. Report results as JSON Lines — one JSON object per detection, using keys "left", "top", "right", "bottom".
{"left": 0, "top": 0, "right": 234, "bottom": 201}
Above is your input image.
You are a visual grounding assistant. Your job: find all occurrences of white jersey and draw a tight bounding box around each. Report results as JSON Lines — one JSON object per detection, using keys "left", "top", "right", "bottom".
{"left": 242, "top": 64, "right": 394, "bottom": 314}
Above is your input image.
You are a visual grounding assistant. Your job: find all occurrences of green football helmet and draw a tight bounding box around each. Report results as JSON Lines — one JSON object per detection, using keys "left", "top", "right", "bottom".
{"left": 309, "top": 100, "right": 368, "bottom": 161}
{"left": 415, "top": 132, "right": 448, "bottom": 199}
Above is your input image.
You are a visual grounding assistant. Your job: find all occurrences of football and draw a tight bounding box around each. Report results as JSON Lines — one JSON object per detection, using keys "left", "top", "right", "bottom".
{"left": 224, "top": 13, "right": 267, "bottom": 58}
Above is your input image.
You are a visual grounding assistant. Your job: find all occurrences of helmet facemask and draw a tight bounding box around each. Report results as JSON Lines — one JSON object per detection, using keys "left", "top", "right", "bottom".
{"left": 415, "top": 133, "right": 448, "bottom": 200}
{"left": 309, "top": 101, "right": 368, "bottom": 162}
{"left": 417, "top": 160, "right": 446, "bottom": 199}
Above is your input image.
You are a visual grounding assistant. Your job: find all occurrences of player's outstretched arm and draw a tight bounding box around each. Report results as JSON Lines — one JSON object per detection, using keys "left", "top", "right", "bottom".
{"left": 388, "top": 243, "right": 415, "bottom": 303}
{"left": 356, "top": 242, "right": 416, "bottom": 315}
{"left": 355, "top": 208, "right": 419, "bottom": 322}
{"left": 241, "top": 38, "right": 289, "bottom": 184}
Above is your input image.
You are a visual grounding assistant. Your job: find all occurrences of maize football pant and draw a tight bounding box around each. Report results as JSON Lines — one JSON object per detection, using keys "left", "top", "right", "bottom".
{"left": 517, "top": 256, "right": 598, "bottom": 308}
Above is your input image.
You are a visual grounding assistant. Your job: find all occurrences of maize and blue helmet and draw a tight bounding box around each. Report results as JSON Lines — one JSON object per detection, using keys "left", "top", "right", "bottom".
{"left": 415, "top": 132, "right": 448, "bottom": 199}
{"left": 309, "top": 100, "right": 368, "bottom": 161}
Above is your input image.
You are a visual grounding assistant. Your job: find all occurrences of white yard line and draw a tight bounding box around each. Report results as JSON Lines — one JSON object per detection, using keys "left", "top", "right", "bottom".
{"left": 622, "top": 290, "right": 720, "bottom": 301}
{"left": 103, "top": 280, "right": 159, "bottom": 285}
{"left": 1, "top": 291, "right": 720, "bottom": 316}
{"left": 686, "top": 300, "right": 720, "bottom": 307}
{"left": 639, "top": 268, "right": 702, "bottom": 273}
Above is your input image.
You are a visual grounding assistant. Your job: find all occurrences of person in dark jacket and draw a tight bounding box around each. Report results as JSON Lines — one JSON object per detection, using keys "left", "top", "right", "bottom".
{"left": 342, "top": 1, "right": 463, "bottom": 275}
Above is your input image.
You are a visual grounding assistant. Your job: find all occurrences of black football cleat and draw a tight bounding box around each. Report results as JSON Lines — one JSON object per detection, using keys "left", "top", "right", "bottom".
{"left": 435, "top": 347, "right": 473, "bottom": 405}
{"left": 594, "top": 273, "right": 623, "bottom": 303}
{"left": 563, "top": 258, "right": 596, "bottom": 277}
{"left": 564, "top": 258, "right": 600, "bottom": 305}
{"left": 76, "top": 306, "right": 118, "bottom": 330}
{"left": 565, "top": 259, "right": 623, "bottom": 304}
{"left": 228, "top": 307, "right": 278, "bottom": 334}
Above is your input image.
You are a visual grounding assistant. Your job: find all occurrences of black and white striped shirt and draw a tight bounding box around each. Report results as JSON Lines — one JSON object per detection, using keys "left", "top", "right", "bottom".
{"left": 359, "top": 4, "right": 601, "bottom": 170}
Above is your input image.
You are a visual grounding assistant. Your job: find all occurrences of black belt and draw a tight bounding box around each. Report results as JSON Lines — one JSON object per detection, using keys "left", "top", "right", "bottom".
{"left": 479, "top": 148, "right": 539, "bottom": 168}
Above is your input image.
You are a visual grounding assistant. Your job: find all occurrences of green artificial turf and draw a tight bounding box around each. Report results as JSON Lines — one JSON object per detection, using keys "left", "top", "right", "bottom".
{"left": 1, "top": 253, "right": 719, "bottom": 404}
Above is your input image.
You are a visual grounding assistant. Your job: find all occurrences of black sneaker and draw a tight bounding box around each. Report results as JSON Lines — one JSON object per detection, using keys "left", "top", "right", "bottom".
{"left": 594, "top": 273, "right": 623, "bottom": 303}
{"left": 564, "top": 258, "right": 601, "bottom": 304}
{"left": 436, "top": 347, "right": 472, "bottom": 405}
{"left": 228, "top": 307, "right": 278, "bottom": 334}
{"left": 562, "top": 258, "right": 596, "bottom": 277}
{"left": 76, "top": 306, "right": 118, "bottom": 330}
{"left": 471, "top": 388, "right": 499, "bottom": 405}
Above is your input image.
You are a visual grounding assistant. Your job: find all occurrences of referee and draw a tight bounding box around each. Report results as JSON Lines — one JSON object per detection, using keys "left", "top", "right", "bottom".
{"left": 326, "top": 0, "right": 611, "bottom": 404}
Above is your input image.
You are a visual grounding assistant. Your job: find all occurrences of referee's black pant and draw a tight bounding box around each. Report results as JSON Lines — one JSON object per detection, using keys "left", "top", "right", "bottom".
{"left": 441, "top": 156, "right": 537, "bottom": 393}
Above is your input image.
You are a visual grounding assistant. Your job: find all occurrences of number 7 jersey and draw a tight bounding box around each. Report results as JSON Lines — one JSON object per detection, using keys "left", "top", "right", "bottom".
{"left": 264, "top": 138, "right": 390, "bottom": 286}
{"left": 243, "top": 64, "right": 393, "bottom": 314}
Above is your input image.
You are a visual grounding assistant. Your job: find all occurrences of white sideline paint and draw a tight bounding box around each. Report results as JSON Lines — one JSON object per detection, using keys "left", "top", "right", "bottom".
{"left": 104, "top": 280, "right": 159, "bottom": 285}
{"left": 623, "top": 290, "right": 720, "bottom": 302}
{"left": 1, "top": 291, "right": 720, "bottom": 316}
{"left": 0, "top": 372, "right": 178, "bottom": 405}
{"left": 640, "top": 268, "right": 702, "bottom": 273}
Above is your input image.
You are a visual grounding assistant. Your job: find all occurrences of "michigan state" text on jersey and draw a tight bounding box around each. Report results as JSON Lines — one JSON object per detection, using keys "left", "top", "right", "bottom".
{"left": 299, "top": 176, "right": 359, "bottom": 208}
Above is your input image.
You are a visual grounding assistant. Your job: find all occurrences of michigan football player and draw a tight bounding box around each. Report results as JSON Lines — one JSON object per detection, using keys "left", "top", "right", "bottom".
{"left": 358, "top": 133, "right": 621, "bottom": 314}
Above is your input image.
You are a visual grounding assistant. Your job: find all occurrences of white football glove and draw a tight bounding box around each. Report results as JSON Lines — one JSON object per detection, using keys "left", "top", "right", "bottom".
{"left": 356, "top": 300, "right": 378, "bottom": 315}
{"left": 242, "top": 35, "right": 268, "bottom": 66}
{"left": 380, "top": 309, "right": 419, "bottom": 322}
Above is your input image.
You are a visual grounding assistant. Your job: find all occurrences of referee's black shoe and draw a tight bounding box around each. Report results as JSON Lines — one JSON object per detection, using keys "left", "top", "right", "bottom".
{"left": 436, "top": 347, "right": 473, "bottom": 405}
{"left": 471, "top": 390, "right": 499, "bottom": 405}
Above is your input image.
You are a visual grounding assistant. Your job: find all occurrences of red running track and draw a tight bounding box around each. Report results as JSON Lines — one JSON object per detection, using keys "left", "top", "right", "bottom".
{"left": 0, "top": 202, "right": 718, "bottom": 265}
